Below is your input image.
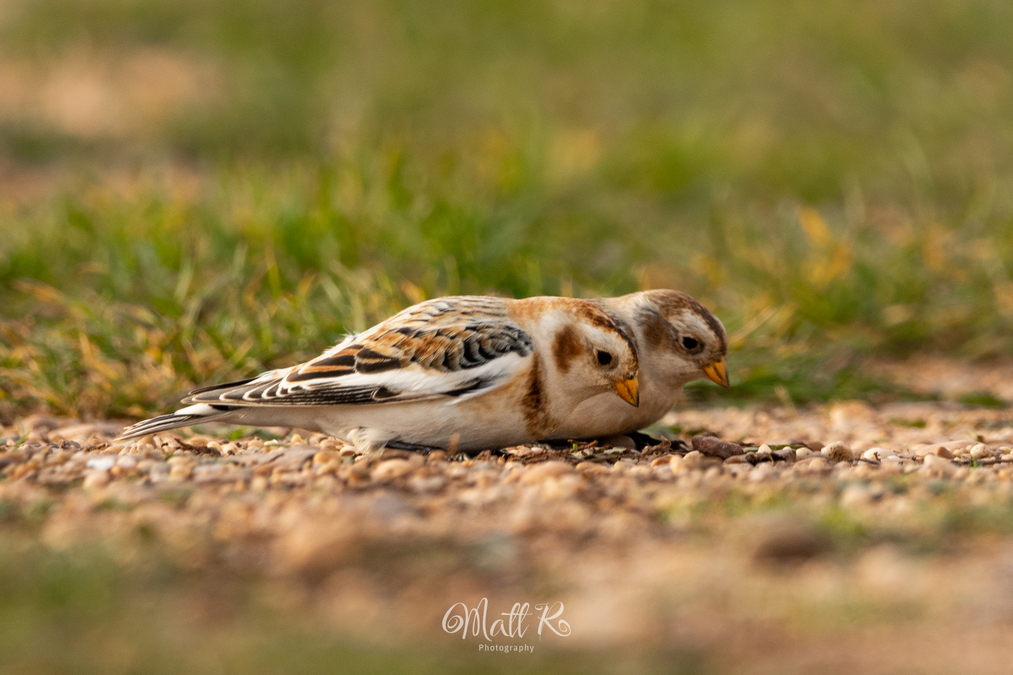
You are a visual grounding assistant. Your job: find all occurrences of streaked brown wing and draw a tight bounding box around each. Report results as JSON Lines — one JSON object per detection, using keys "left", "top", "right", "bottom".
{"left": 184, "top": 296, "right": 533, "bottom": 406}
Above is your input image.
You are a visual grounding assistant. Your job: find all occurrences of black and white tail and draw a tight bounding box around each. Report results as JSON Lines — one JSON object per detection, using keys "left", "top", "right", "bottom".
{"left": 116, "top": 403, "right": 236, "bottom": 440}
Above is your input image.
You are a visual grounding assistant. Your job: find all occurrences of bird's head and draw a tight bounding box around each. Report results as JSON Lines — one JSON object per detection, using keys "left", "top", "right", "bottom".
{"left": 638, "top": 290, "right": 729, "bottom": 388}
{"left": 549, "top": 304, "right": 641, "bottom": 407}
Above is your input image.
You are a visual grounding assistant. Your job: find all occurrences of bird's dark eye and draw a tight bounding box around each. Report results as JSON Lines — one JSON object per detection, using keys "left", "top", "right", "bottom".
{"left": 681, "top": 336, "right": 700, "bottom": 351}
{"left": 596, "top": 350, "right": 613, "bottom": 365}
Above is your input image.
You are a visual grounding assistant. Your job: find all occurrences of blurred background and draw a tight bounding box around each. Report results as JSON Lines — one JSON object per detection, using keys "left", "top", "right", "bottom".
{"left": 3, "top": 0, "right": 1013, "bottom": 420}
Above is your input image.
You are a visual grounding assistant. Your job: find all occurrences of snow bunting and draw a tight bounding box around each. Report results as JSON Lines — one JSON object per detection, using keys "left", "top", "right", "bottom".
{"left": 546, "top": 290, "right": 727, "bottom": 441}
{"left": 118, "top": 295, "right": 640, "bottom": 452}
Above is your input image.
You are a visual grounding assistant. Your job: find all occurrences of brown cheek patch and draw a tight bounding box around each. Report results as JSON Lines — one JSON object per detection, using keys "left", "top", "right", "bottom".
{"left": 640, "top": 310, "right": 674, "bottom": 351}
{"left": 551, "top": 324, "right": 582, "bottom": 374}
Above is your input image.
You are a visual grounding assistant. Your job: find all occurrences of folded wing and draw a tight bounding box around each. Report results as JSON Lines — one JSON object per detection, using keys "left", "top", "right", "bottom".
{"left": 184, "top": 296, "right": 534, "bottom": 407}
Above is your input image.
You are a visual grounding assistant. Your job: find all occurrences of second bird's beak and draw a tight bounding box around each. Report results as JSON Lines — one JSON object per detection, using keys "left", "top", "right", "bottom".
{"left": 613, "top": 377, "right": 640, "bottom": 407}
{"left": 702, "top": 358, "right": 730, "bottom": 388}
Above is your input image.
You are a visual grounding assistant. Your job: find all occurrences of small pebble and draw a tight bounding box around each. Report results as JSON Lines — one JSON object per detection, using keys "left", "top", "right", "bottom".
{"left": 822, "top": 441, "right": 854, "bottom": 462}
{"left": 681, "top": 451, "right": 706, "bottom": 469}
{"left": 797, "top": 456, "right": 830, "bottom": 470}
{"left": 773, "top": 448, "right": 795, "bottom": 462}
{"left": 372, "top": 459, "right": 416, "bottom": 481}
{"left": 313, "top": 450, "right": 338, "bottom": 465}
{"left": 970, "top": 443, "right": 992, "bottom": 460}
{"left": 575, "top": 461, "right": 609, "bottom": 474}
{"left": 691, "top": 435, "right": 742, "bottom": 460}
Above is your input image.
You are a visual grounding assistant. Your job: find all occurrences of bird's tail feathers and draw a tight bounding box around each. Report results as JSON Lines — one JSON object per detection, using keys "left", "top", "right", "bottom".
{"left": 116, "top": 403, "right": 235, "bottom": 441}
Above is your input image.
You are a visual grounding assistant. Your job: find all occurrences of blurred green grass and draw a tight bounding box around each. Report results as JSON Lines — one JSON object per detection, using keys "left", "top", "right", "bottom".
{"left": 3, "top": 0, "right": 1013, "bottom": 418}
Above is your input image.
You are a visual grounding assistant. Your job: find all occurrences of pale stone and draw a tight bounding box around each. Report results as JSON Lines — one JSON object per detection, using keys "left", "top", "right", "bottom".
{"left": 371, "top": 459, "right": 416, "bottom": 481}
{"left": 611, "top": 458, "right": 637, "bottom": 471}
{"left": 822, "top": 441, "right": 854, "bottom": 462}
{"left": 682, "top": 451, "right": 705, "bottom": 468}
{"left": 575, "top": 461, "right": 609, "bottom": 474}
{"left": 970, "top": 443, "right": 992, "bottom": 460}
{"left": 797, "top": 456, "right": 830, "bottom": 471}
{"left": 313, "top": 450, "right": 339, "bottom": 465}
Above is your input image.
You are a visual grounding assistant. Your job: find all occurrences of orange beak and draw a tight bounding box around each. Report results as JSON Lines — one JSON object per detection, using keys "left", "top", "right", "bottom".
{"left": 613, "top": 377, "right": 640, "bottom": 407}
{"left": 702, "top": 358, "right": 729, "bottom": 388}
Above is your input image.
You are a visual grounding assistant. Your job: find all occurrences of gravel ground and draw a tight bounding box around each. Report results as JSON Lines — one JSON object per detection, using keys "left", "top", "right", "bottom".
{"left": 4, "top": 397, "right": 1013, "bottom": 674}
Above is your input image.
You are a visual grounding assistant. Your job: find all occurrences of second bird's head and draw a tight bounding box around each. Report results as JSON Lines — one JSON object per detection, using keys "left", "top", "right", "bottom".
{"left": 638, "top": 289, "right": 729, "bottom": 389}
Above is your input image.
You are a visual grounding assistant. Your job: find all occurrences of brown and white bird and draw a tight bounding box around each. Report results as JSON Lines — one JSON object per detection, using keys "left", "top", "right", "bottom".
{"left": 546, "top": 290, "right": 728, "bottom": 441}
{"left": 118, "top": 295, "right": 640, "bottom": 453}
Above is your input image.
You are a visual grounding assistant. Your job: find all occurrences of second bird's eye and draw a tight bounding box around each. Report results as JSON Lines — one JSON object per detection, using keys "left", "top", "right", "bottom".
{"left": 681, "top": 336, "right": 700, "bottom": 350}
{"left": 596, "top": 350, "right": 613, "bottom": 365}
